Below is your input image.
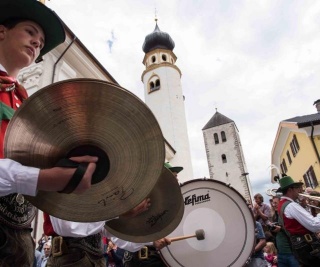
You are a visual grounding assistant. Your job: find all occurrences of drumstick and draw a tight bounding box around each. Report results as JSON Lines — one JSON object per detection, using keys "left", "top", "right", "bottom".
{"left": 170, "top": 229, "right": 205, "bottom": 242}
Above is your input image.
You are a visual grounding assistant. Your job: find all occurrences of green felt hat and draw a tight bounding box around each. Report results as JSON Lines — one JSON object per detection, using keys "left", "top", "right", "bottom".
{"left": 164, "top": 162, "right": 183, "bottom": 173}
{"left": 278, "top": 176, "right": 303, "bottom": 192}
{"left": 0, "top": 0, "right": 65, "bottom": 61}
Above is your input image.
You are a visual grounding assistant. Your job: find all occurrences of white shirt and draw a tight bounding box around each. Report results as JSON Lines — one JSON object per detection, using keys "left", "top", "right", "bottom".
{"left": 0, "top": 159, "right": 39, "bottom": 196}
{"left": 282, "top": 196, "right": 320, "bottom": 233}
{"left": 50, "top": 216, "right": 105, "bottom": 237}
{"left": 0, "top": 64, "right": 39, "bottom": 197}
{"left": 50, "top": 216, "right": 152, "bottom": 252}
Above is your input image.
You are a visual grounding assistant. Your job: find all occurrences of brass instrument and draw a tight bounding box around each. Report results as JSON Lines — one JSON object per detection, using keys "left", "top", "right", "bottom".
{"left": 307, "top": 204, "right": 320, "bottom": 210}
{"left": 299, "top": 193, "right": 320, "bottom": 202}
{"left": 266, "top": 188, "right": 280, "bottom": 197}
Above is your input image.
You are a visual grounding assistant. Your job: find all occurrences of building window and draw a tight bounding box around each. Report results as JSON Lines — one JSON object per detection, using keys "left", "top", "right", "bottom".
{"left": 162, "top": 54, "right": 167, "bottom": 61}
{"left": 303, "top": 166, "right": 318, "bottom": 188}
{"left": 280, "top": 158, "right": 288, "bottom": 174}
{"left": 286, "top": 150, "right": 292, "bottom": 164}
{"left": 221, "top": 131, "right": 227, "bottom": 142}
{"left": 214, "top": 133, "right": 219, "bottom": 144}
{"left": 148, "top": 76, "right": 161, "bottom": 93}
{"left": 221, "top": 154, "right": 227, "bottom": 163}
{"left": 290, "top": 134, "right": 300, "bottom": 157}
{"left": 151, "top": 56, "right": 156, "bottom": 63}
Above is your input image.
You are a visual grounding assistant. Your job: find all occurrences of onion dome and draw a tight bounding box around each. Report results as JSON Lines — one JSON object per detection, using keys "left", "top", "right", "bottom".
{"left": 142, "top": 22, "right": 175, "bottom": 53}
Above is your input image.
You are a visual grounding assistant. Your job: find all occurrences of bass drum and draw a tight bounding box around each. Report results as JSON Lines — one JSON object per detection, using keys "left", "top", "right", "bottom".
{"left": 160, "top": 179, "right": 255, "bottom": 267}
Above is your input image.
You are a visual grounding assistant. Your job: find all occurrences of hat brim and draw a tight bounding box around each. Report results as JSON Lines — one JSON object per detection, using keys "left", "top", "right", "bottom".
{"left": 0, "top": 0, "right": 65, "bottom": 60}
{"left": 278, "top": 182, "right": 304, "bottom": 192}
{"left": 169, "top": 166, "right": 183, "bottom": 173}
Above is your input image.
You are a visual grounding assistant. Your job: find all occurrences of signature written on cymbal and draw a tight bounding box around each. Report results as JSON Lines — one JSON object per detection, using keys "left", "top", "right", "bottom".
{"left": 52, "top": 117, "right": 72, "bottom": 128}
{"left": 146, "top": 210, "right": 169, "bottom": 227}
{"left": 98, "top": 186, "right": 134, "bottom": 206}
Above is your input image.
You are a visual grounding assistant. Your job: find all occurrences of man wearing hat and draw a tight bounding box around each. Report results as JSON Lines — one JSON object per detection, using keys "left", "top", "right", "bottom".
{"left": 164, "top": 162, "right": 183, "bottom": 179}
{"left": 277, "top": 176, "right": 320, "bottom": 266}
{"left": 0, "top": 1, "right": 98, "bottom": 266}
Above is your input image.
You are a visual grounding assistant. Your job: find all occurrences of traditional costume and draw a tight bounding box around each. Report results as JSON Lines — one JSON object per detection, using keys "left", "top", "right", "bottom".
{"left": 0, "top": 0, "right": 65, "bottom": 265}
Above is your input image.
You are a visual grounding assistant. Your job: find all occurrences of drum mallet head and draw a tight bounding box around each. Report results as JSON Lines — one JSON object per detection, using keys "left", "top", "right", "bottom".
{"left": 170, "top": 229, "right": 205, "bottom": 242}
{"left": 195, "top": 229, "right": 205, "bottom": 240}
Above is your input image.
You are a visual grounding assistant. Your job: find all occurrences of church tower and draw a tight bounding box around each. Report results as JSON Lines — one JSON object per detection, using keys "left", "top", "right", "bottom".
{"left": 202, "top": 111, "right": 253, "bottom": 202}
{"left": 141, "top": 21, "right": 193, "bottom": 183}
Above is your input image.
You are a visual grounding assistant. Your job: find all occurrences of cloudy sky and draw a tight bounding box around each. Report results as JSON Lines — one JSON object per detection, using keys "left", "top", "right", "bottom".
{"left": 47, "top": 0, "right": 319, "bottom": 201}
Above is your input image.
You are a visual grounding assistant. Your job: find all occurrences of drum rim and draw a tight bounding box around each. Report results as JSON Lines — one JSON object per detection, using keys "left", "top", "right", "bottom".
{"left": 161, "top": 178, "right": 255, "bottom": 267}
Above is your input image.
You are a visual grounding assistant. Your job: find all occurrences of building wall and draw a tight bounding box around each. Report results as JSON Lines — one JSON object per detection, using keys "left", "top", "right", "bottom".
{"left": 280, "top": 131, "right": 320, "bottom": 186}
{"left": 142, "top": 51, "right": 194, "bottom": 183}
{"left": 203, "top": 122, "right": 252, "bottom": 202}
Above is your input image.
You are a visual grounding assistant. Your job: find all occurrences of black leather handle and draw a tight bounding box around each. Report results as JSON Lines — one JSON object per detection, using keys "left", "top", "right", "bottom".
{"left": 55, "top": 159, "right": 89, "bottom": 194}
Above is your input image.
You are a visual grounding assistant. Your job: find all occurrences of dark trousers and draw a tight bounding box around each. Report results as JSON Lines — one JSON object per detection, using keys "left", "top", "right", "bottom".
{"left": 0, "top": 223, "right": 34, "bottom": 267}
{"left": 124, "top": 247, "right": 166, "bottom": 267}
{"left": 291, "top": 235, "right": 320, "bottom": 267}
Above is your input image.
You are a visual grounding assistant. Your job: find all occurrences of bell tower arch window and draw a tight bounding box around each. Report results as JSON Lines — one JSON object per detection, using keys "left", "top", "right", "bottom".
{"left": 148, "top": 75, "right": 161, "bottom": 93}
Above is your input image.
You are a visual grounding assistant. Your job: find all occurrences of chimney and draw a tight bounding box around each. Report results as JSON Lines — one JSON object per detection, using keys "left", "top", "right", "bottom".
{"left": 314, "top": 99, "right": 320, "bottom": 113}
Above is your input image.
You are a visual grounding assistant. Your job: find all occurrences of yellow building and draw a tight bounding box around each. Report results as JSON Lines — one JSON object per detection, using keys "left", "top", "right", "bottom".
{"left": 271, "top": 100, "right": 320, "bottom": 189}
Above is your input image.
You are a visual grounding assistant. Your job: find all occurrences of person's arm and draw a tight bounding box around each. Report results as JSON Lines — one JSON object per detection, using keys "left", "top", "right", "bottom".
{"left": 254, "top": 238, "right": 266, "bottom": 253}
{"left": 153, "top": 237, "right": 171, "bottom": 250}
{"left": 0, "top": 159, "right": 39, "bottom": 196}
{"left": 108, "top": 235, "right": 171, "bottom": 252}
{"left": 38, "top": 156, "right": 98, "bottom": 193}
{"left": 254, "top": 222, "right": 266, "bottom": 253}
{"left": 256, "top": 204, "right": 270, "bottom": 222}
{"left": 110, "top": 247, "right": 124, "bottom": 265}
{"left": 285, "top": 202, "right": 320, "bottom": 232}
{"left": 0, "top": 156, "right": 97, "bottom": 196}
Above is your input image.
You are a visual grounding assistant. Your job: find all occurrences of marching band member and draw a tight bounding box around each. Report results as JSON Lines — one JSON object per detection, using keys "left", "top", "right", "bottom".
{"left": 0, "top": 1, "right": 98, "bottom": 266}
{"left": 277, "top": 176, "right": 320, "bottom": 266}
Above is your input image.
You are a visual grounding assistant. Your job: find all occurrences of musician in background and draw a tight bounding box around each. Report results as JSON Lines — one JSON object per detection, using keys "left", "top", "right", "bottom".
{"left": 303, "top": 187, "right": 320, "bottom": 217}
{"left": 270, "top": 194, "right": 300, "bottom": 267}
{"left": 277, "top": 176, "right": 320, "bottom": 266}
{"left": 125, "top": 162, "right": 183, "bottom": 267}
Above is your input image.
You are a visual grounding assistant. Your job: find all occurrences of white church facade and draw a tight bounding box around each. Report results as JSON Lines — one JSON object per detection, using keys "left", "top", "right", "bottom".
{"left": 141, "top": 21, "right": 194, "bottom": 183}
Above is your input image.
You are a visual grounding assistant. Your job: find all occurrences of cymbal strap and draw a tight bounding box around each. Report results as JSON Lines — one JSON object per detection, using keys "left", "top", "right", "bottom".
{"left": 56, "top": 159, "right": 89, "bottom": 194}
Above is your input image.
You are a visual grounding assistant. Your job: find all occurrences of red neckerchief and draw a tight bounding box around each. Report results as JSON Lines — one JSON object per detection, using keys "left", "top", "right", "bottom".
{"left": 0, "top": 70, "right": 28, "bottom": 101}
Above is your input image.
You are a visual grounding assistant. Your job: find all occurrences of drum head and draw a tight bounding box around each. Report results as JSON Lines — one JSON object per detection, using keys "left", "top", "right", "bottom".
{"left": 161, "top": 179, "right": 255, "bottom": 267}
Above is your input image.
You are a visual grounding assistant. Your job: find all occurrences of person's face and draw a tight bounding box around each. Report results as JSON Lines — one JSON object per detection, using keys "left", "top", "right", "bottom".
{"left": 263, "top": 245, "right": 271, "bottom": 253}
{"left": 254, "top": 196, "right": 262, "bottom": 205}
{"left": 272, "top": 198, "right": 279, "bottom": 210}
{"left": 290, "top": 186, "right": 303, "bottom": 200}
{"left": 0, "top": 20, "right": 44, "bottom": 68}
{"left": 43, "top": 244, "right": 51, "bottom": 257}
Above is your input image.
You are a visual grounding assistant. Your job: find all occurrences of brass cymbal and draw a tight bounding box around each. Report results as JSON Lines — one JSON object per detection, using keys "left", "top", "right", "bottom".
{"left": 5, "top": 79, "right": 165, "bottom": 222}
{"left": 105, "top": 167, "right": 184, "bottom": 242}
